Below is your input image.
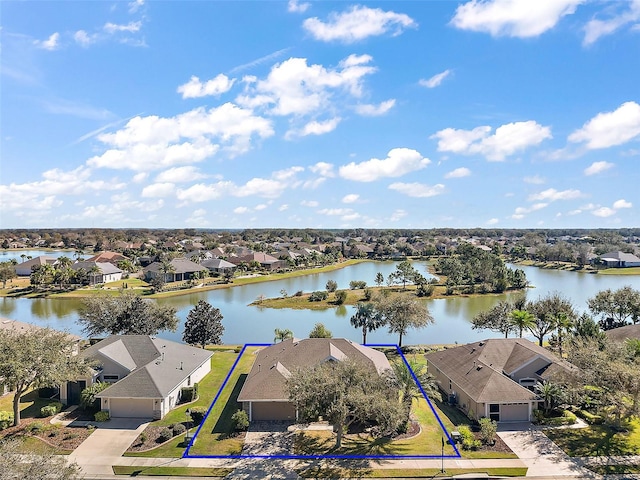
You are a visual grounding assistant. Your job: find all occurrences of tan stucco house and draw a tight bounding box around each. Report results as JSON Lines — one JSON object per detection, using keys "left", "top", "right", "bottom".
{"left": 237, "top": 338, "right": 391, "bottom": 422}
{"left": 62, "top": 335, "right": 212, "bottom": 419}
{"left": 426, "top": 338, "right": 573, "bottom": 423}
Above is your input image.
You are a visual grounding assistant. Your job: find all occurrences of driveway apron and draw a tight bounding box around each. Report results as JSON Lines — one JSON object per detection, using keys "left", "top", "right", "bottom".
{"left": 68, "top": 418, "right": 150, "bottom": 476}
{"left": 497, "top": 423, "right": 597, "bottom": 478}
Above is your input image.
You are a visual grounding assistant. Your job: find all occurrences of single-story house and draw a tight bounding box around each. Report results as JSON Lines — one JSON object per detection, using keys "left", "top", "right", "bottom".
{"left": 237, "top": 338, "right": 390, "bottom": 422}
{"left": 71, "top": 261, "right": 123, "bottom": 284}
{"left": 229, "top": 253, "right": 287, "bottom": 271}
{"left": 85, "top": 251, "right": 128, "bottom": 265}
{"left": 201, "top": 258, "right": 236, "bottom": 274}
{"left": 143, "top": 257, "right": 208, "bottom": 283}
{"left": 14, "top": 255, "right": 58, "bottom": 276}
{"left": 62, "top": 335, "right": 212, "bottom": 419}
{"left": 598, "top": 251, "right": 640, "bottom": 268}
{"left": 425, "top": 338, "right": 574, "bottom": 423}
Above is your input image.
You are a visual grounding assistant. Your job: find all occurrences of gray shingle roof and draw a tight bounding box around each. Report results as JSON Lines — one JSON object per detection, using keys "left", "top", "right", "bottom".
{"left": 237, "top": 338, "right": 391, "bottom": 402}
{"left": 89, "top": 335, "right": 212, "bottom": 399}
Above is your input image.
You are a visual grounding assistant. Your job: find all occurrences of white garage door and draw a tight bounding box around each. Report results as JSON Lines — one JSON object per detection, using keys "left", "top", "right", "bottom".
{"left": 109, "top": 398, "right": 153, "bottom": 418}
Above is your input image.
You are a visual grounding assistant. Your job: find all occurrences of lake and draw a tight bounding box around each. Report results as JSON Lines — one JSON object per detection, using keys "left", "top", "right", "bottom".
{"left": 1, "top": 261, "right": 639, "bottom": 346}
{"left": 0, "top": 249, "right": 76, "bottom": 263}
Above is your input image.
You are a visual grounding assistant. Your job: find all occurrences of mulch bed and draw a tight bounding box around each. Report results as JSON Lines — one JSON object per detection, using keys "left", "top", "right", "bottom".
{"left": 392, "top": 420, "right": 421, "bottom": 440}
{"left": 1, "top": 416, "right": 95, "bottom": 451}
{"left": 126, "top": 425, "right": 173, "bottom": 452}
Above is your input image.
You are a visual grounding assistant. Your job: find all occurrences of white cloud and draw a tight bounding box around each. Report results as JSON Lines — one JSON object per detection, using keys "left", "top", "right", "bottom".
{"left": 528, "top": 188, "right": 583, "bottom": 201}
{"left": 318, "top": 208, "right": 354, "bottom": 216}
{"left": 613, "top": 199, "right": 632, "bottom": 209}
{"left": 234, "top": 206, "right": 250, "bottom": 214}
{"left": 229, "top": 48, "right": 291, "bottom": 75}
{"left": 288, "top": 0, "right": 310, "bottom": 13}
{"left": 279, "top": 204, "right": 289, "bottom": 211}
{"left": 592, "top": 207, "right": 616, "bottom": 217}
{"left": 342, "top": 194, "right": 359, "bottom": 203}
{"left": 390, "top": 209, "right": 408, "bottom": 221}
{"left": 419, "top": 69, "right": 451, "bottom": 88}
{"left": 450, "top": 0, "right": 582, "bottom": 38}
{"left": 583, "top": 0, "right": 640, "bottom": 46}
{"left": 388, "top": 182, "right": 446, "bottom": 198}
{"left": 486, "top": 218, "right": 499, "bottom": 225}
{"left": 177, "top": 74, "right": 235, "bottom": 99}
{"left": 128, "top": 0, "right": 145, "bottom": 13}
{"left": 238, "top": 55, "right": 377, "bottom": 117}
{"left": 301, "top": 200, "right": 318, "bottom": 207}
{"left": 339, "top": 148, "right": 430, "bottom": 182}
{"left": 141, "top": 182, "right": 175, "bottom": 198}
{"left": 104, "top": 21, "right": 142, "bottom": 34}
{"left": 87, "top": 103, "right": 273, "bottom": 171}
{"left": 303, "top": 5, "right": 417, "bottom": 43}
{"left": 74, "top": 30, "right": 97, "bottom": 47}
{"left": 133, "top": 172, "right": 148, "bottom": 183}
{"left": 288, "top": 117, "right": 341, "bottom": 139}
{"left": 255, "top": 204, "right": 268, "bottom": 210}
{"left": 569, "top": 102, "right": 640, "bottom": 149}
{"left": 309, "top": 162, "right": 335, "bottom": 177}
{"left": 584, "top": 161, "right": 614, "bottom": 176}
{"left": 155, "top": 166, "right": 207, "bottom": 183}
{"left": 355, "top": 99, "right": 396, "bottom": 116}
{"left": 514, "top": 203, "right": 548, "bottom": 216}
{"left": 34, "top": 32, "right": 60, "bottom": 50}
{"left": 445, "top": 167, "right": 471, "bottom": 179}
{"left": 524, "top": 175, "right": 546, "bottom": 184}
{"left": 431, "top": 120, "right": 551, "bottom": 161}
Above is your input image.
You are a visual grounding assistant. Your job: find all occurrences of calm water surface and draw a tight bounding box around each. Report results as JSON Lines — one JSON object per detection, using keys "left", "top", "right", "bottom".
{"left": 1, "top": 261, "right": 639, "bottom": 345}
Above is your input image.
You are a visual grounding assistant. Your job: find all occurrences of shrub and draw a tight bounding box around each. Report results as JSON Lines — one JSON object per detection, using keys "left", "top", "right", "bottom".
{"left": 294, "top": 290, "right": 303, "bottom": 297}
{"left": 181, "top": 386, "right": 196, "bottom": 403}
{"left": 576, "top": 409, "right": 604, "bottom": 425}
{"left": 81, "top": 382, "right": 109, "bottom": 410}
{"left": 189, "top": 407, "right": 207, "bottom": 426}
{"left": 326, "top": 280, "right": 337, "bottom": 293}
{"left": 308, "top": 291, "right": 328, "bottom": 302}
{"left": 94, "top": 411, "right": 110, "bottom": 422}
{"left": 0, "top": 411, "right": 13, "bottom": 430}
{"left": 139, "top": 432, "right": 147, "bottom": 444}
{"left": 349, "top": 280, "right": 366, "bottom": 290}
{"left": 28, "top": 422, "right": 44, "bottom": 434}
{"left": 172, "top": 423, "right": 187, "bottom": 436}
{"left": 40, "top": 406, "right": 58, "bottom": 418}
{"left": 479, "top": 417, "right": 497, "bottom": 445}
{"left": 158, "top": 427, "right": 174, "bottom": 442}
{"left": 334, "top": 290, "right": 347, "bottom": 305}
{"left": 231, "top": 410, "right": 249, "bottom": 432}
{"left": 363, "top": 288, "right": 372, "bottom": 301}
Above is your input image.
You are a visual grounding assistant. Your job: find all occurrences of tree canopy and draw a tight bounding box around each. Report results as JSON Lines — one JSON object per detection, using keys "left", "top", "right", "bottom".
{"left": 182, "top": 300, "right": 224, "bottom": 348}
{"left": 349, "top": 302, "right": 386, "bottom": 344}
{"left": 374, "top": 293, "right": 433, "bottom": 347}
{"left": 286, "top": 360, "right": 403, "bottom": 447}
{"left": 0, "top": 328, "right": 89, "bottom": 426}
{"left": 587, "top": 286, "right": 640, "bottom": 330}
{"left": 79, "top": 291, "right": 179, "bottom": 336}
{"left": 0, "top": 439, "right": 82, "bottom": 479}
{"left": 308, "top": 322, "right": 332, "bottom": 338}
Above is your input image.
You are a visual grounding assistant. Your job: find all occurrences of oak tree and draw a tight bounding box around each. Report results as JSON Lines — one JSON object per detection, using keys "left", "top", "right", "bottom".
{"left": 183, "top": 300, "right": 224, "bottom": 348}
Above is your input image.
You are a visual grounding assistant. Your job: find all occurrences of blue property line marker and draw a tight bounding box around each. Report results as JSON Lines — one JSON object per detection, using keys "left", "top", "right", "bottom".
{"left": 183, "top": 343, "right": 461, "bottom": 460}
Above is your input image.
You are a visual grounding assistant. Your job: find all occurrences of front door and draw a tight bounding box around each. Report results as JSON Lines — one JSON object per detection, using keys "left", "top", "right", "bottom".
{"left": 66, "top": 380, "right": 86, "bottom": 405}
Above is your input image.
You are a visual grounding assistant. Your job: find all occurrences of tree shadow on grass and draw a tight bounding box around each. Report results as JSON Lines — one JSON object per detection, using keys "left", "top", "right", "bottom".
{"left": 211, "top": 374, "right": 246, "bottom": 437}
{"left": 547, "top": 424, "right": 640, "bottom": 457}
{"left": 19, "top": 390, "right": 51, "bottom": 419}
{"left": 294, "top": 431, "right": 409, "bottom": 457}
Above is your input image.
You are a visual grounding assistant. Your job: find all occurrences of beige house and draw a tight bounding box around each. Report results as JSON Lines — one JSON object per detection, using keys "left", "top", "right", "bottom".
{"left": 238, "top": 338, "right": 391, "bottom": 422}
{"left": 426, "top": 338, "right": 573, "bottom": 423}
{"left": 62, "top": 335, "right": 212, "bottom": 419}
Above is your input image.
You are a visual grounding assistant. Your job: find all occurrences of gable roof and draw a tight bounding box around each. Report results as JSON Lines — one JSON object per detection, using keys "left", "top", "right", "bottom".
{"left": 87, "top": 335, "right": 212, "bottom": 399}
{"left": 425, "top": 338, "right": 571, "bottom": 404}
{"left": 238, "top": 338, "right": 390, "bottom": 402}
{"left": 600, "top": 251, "right": 640, "bottom": 263}
{"left": 86, "top": 251, "right": 127, "bottom": 263}
{"left": 72, "top": 261, "right": 123, "bottom": 275}
{"left": 144, "top": 257, "right": 207, "bottom": 275}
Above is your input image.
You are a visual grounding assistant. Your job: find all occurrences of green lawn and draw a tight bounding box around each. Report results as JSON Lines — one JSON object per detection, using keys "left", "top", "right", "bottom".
{"left": 295, "top": 467, "right": 528, "bottom": 478}
{"left": 587, "top": 464, "right": 640, "bottom": 475}
{"left": 546, "top": 417, "right": 640, "bottom": 457}
{"left": 0, "top": 389, "right": 51, "bottom": 420}
{"left": 598, "top": 267, "right": 640, "bottom": 275}
{"left": 125, "top": 347, "right": 258, "bottom": 458}
{"left": 112, "top": 466, "right": 232, "bottom": 477}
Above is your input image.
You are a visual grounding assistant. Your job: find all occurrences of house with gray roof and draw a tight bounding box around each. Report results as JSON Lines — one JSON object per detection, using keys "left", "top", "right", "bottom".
{"left": 71, "top": 261, "right": 123, "bottom": 284}
{"left": 14, "top": 255, "right": 59, "bottom": 276}
{"left": 143, "top": 257, "right": 208, "bottom": 283}
{"left": 237, "top": 338, "right": 390, "bottom": 422}
{"left": 201, "top": 258, "right": 236, "bottom": 274}
{"left": 62, "top": 335, "right": 212, "bottom": 419}
{"left": 425, "top": 338, "right": 574, "bottom": 423}
{"left": 598, "top": 251, "right": 640, "bottom": 268}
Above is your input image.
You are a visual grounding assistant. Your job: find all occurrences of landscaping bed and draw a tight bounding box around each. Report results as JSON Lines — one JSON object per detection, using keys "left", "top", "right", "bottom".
{"left": 1, "top": 417, "right": 94, "bottom": 452}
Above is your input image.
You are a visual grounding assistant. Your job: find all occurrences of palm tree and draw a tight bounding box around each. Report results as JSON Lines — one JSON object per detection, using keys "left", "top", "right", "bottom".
{"left": 273, "top": 328, "right": 293, "bottom": 343}
{"left": 390, "top": 358, "right": 438, "bottom": 427}
{"left": 160, "top": 260, "right": 175, "bottom": 283}
{"left": 20, "top": 254, "right": 26, "bottom": 263}
{"left": 349, "top": 302, "right": 385, "bottom": 344}
{"left": 509, "top": 309, "right": 535, "bottom": 338}
{"left": 555, "top": 312, "right": 574, "bottom": 357}
{"left": 535, "top": 381, "right": 562, "bottom": 414}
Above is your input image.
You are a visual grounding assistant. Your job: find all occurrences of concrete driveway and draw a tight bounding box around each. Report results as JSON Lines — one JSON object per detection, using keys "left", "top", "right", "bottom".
{"left": 497, "top": 423, "right": 597, "bottom": 478}
{"left": 69, "top": 417, "right": 150, "bottom": 476}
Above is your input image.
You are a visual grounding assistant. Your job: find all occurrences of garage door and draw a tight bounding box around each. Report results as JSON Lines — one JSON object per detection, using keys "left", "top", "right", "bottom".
{"left": 252, "top": 402, "right": 296, "bottom": 421}
{"left": 500, "top": 403, "right": 529, "bottom": 422}
{"left": 109, "top": 398, "right": 153, "bottom": 418}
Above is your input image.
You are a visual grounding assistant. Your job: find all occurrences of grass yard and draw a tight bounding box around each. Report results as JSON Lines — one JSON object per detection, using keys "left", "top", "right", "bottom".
{"left": 598, "top": 267, "right": 640, "bottom": 275}
{"left": 295, "top": 466, "right": 528, "bottom": 478}
{"left": 0, "top": 389, "right": 52, "bottom": 421}
{"left": 125, "top": 347, "right": 258, "bottom": 458}
{"left": 112, "top": 466, "right": 232, "bottom": 477}
{"left": 587, "top": 464, "right": 640, "bottom": 475}
{"left": 545, "top": 417, "right": 640, "bottom": 457}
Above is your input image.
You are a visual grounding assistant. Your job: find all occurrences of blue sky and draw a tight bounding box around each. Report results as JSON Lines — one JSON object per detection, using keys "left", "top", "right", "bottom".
{"left": 2, "top": 0, "right": 639, "bottom": 229}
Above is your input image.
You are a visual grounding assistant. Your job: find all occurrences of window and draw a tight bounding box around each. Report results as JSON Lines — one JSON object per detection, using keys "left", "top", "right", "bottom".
{"left": 187, "top": 375, "right": 191, "bottom": 386}
{"left": 102, "top": 374, "right": 119, "bottom": 383}
{"left": 489, "top": 403, "right": 500, "bottom": 421}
